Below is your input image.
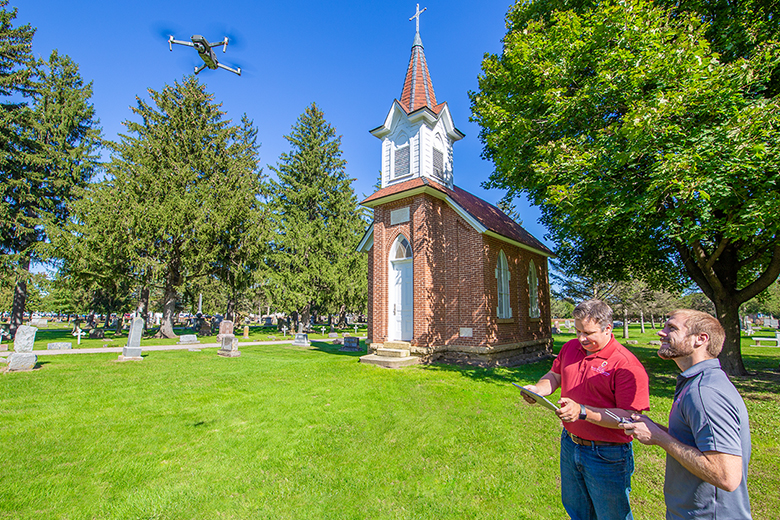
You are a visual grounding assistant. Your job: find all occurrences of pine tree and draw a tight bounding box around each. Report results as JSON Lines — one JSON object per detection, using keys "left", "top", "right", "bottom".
{"left": 266, "top": 103, "right": 367, "bottom": 331}
{"left": 1, "top": 3, "right": 102, "bottom": 335}
{"left": 96, "top": 76, "right": 263, "bottom": 338}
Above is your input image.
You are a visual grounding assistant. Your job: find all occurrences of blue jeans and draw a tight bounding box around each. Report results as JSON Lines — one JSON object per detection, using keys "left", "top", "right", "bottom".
{"left": 560, "top": 430, "right": 635, "bottom": 520}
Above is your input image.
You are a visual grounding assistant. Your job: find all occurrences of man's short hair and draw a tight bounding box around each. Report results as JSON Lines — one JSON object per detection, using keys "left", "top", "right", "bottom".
{"left": 572, "top": 299, "right": 613, "bottom": 331}
{"left": 673, "top": 309, "right": 725, "bottom": 357}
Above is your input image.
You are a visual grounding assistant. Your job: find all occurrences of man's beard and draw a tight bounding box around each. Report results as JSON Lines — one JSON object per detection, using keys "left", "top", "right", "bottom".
{"left": 658, "top": 338, "right": 694, "bottom": 360}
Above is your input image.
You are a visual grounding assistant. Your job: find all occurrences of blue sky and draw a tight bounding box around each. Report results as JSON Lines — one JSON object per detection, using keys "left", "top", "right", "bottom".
{"left": 19, "top": 0, "right": 549, "bottom": 247}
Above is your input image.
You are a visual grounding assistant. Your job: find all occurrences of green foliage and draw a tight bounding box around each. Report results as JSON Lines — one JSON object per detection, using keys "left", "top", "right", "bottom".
{"left": 0, "top": 5, "right": 102, "bottom": 333}
{"left": 266, "top": 103, "right": 368, "bottom": 323}
{"left": 471, "top": 0, "right": 780, "bottom": 374}
{"left": 69, "top": 76, "right": 265, "bottom": 337}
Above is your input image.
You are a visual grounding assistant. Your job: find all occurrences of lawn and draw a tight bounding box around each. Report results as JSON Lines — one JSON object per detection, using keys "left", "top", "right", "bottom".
{"left": 1, "top": 325, "right": 777, "bottom": 519}
{"left": 1, "top": 322, "right": 367, "bottom": 351}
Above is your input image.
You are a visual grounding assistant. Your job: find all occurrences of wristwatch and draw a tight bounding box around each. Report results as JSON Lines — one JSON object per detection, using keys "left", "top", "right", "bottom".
{"left": 579, "top": 404, "right": 587, "bottom": 421}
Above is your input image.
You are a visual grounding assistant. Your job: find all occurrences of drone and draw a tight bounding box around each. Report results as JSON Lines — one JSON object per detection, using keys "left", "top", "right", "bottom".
{"left": 168, "top": 34, "right": 241, "bottom": 76}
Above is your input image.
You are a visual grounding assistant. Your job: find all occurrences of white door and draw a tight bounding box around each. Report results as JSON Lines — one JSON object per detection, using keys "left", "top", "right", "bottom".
{"left": 390, "top": 260, "right": 413, "bottom": 341}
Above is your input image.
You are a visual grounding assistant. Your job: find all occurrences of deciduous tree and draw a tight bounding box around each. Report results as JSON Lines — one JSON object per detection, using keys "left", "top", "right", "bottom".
{"left": 471, "top": 0, "right": 780, "bottom": 375}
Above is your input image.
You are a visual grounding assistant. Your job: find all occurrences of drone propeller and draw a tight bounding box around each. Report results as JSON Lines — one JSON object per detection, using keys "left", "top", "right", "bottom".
{"left": 222, "top": 37, "right": 228, "bottom": 53}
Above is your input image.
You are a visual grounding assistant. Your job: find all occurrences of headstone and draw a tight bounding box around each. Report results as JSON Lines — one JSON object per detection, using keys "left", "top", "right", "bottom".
{"left": 118, "top": 346, "right": 143, "bottom": 361}
{"left": 243, "top": 325, "right": 249, "bottom": 339}
{"left": 7, "top": 325, "right": 38, "bottom": 371}
{"left": 292, "top": 333, "right": 310, "bottom": 346}
{"left": 177, "top": 334, "right": 200, "bottom": 345}
{"left": 217, "top": 334, "right": 240, "bottom": 358}
{"left": 564, "top": 320, "right": 572, "bottom": 329}
{"left": 89, "top": 329, "right": 105, "bottom": 339}
{"left": 216, "top": 320, "right": 234, "bottom": 341}
{"left": 551, "top": 326, "right": 560, "bottom": 334}
{"left": 118, "top": 317, "right": 144, "bottom": 361}
{"left": 328, "top": 332, "right": 338, "bottom": 339}
{"left": 47, "top": 342, "right": 73, "bottom": 350}
{"left": 340, "top": 336, "right": 361, "bottom": 352}
{"left": 13, "top": 325, "right": 36, "bottom": 352}
{"left": 199, "top": 320, "right": 210, "bottom": 336}
{"left": 263, "top": 317, "right": 273, "bottom": 326}
{"left": 0, "top": 327, "right": 9, "bottom": 351}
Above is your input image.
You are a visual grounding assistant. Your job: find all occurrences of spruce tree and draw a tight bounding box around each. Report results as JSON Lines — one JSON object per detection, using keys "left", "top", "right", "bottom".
{"left": 97, "top": 76, "right": 263, "bottom": 338}
{"left": 1, "top": 3, "right": 102, "bottom": 334}
{"left": 266, "top": 103, "right": 367, "bottom": 331}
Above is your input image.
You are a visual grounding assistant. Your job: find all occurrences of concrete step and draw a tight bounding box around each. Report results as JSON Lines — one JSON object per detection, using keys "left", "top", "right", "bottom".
{"left": 376, "top": 347, "right": 410, "bottom": 358}
{"left": 383, "top": 341, "right": 411, "bottom": 349}
{"left": 359, "top": 353, "right": 421, "bottom": 369}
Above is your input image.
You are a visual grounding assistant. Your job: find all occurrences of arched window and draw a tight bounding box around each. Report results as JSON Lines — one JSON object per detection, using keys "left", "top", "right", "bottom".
{"left": 495, "top": 250, "right": 512, "bottom": 318}
{"left": 391, "top": 235, "right": 412, "bottom": 260}
{"left": 432, "top": 134, "right": 444, "bottom": 180}
{"left": 528, "top": 260, "right": 540, "bottom": 318}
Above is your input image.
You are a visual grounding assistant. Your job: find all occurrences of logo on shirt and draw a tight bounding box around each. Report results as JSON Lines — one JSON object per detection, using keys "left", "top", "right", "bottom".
{"left": 590, "top": 360, "right": 611, "bottom": 376}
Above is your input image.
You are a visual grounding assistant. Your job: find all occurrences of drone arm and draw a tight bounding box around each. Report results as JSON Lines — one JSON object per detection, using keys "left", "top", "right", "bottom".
{"left": 208, "top": 37, "right": 229, "bottom": 52}
{"left": 194, "top": 63, "right": 208, "bottom": 75}
{"left": 168, "top": 37, "right": 194, "bottom": 51}
{"left": 217, "top": 63, "right": 241, "bottom": 76}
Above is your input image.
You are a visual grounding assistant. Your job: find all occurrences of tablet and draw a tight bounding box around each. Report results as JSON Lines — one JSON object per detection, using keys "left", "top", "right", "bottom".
{"left": 512, "top": 382, "right": 559, "bottom": 411}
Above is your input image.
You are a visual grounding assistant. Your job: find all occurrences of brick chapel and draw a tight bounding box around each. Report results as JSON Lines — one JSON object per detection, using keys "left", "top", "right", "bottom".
{"left": 357, "top": 14, "right": 555, "bottom": 368}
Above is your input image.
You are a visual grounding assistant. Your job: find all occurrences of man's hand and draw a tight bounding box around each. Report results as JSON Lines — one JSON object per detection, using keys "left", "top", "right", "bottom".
{"left": 556, "top": 397, "right": 581, "bottom": 422}
{"left": 521, "top": 385, "right": 538, "bottom": 405}
{"left": 620, "top": 414, "right": 668, "bottom": 445}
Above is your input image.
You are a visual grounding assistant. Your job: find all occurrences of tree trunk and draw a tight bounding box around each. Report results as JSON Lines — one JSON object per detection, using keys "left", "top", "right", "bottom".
{"left": 155, "top": 286, "right": 178, "bottom": 339}
{"left": 299, "top": 302, "right": 312, "bottom": 333}
{"left": 714, "top": 298, "right": 748, "bottom": 376}
{"left": 9, "top": 255, "right": 31, "bottom": 337}
{"left": 640, "top": 309, "right": 645, "bottom": 334}
{"left": 225, "top": 296, "right": 236, "bottom": 322}
{"left": 337, "top": 304, "right": 347, "bottom": 328}
{"left": 622, "top": 308, "right": 629, "bottom": 339}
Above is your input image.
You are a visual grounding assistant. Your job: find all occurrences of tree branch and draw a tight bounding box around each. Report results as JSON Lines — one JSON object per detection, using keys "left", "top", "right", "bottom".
{"left": 736, "top": 244, "right": 780, "bottom": 304}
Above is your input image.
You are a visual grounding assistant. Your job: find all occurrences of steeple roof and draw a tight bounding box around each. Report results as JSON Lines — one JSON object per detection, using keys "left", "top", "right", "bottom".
{"left": 398, "top": 26, "right": 443, "bottom": 114}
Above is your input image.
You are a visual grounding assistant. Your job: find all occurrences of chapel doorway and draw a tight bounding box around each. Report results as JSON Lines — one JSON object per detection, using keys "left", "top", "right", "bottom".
{"left": 389, "top": 235, "right": 413, "bottom": 341}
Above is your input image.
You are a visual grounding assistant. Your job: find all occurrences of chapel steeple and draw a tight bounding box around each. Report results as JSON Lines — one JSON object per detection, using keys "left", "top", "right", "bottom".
{"left": 399, "top": 5, "right": 439, "bottom": 114}
{"left": 369, "top": 5, "right": 464, "bottom": 191}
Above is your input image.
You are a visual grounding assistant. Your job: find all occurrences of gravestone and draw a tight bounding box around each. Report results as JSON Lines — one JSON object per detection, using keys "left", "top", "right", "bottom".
{"left": 8, "top": 325, "right": 38, "bottom": 371}
{"left": 0, "top": 327, "right": 9, "bottom": 351}
{"left": 263, "top": 317, "right": 273, "bottom": 326}
{"left": 177, "top": 334, "right": 200, "bottom": 345}
{"left": 216, "top": 320, "right": 234, "bottom": 341}
{"left": 118, "top": 317, "right": 144, "bottom": 361}
{"left": 89, "top": 329, "right": 105, "bottom": 339}
{"left": 47, "top": 342, "right": 73, "bottom": 350}
{"left": 243, "top": 325, "right": 249, "bottom": 339}
{"left": 292, "top": 333, "right": 310, "bottom": 346}
{"left": 328, "top": 332, "right": 338, "bottom": 339}
{"left": 340, "top": 336, "right": 361, "bottom": 352}
{"left": 217, "top": 334, "right": 240, "bottom": 358}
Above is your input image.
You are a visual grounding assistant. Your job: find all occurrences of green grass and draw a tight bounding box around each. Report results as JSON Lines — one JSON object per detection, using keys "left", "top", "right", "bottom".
{"left": 1, "top": 326, "right": 777, "bottom": 519}
{"left": 4, "top": 323, "right": 368, "bottom": 351}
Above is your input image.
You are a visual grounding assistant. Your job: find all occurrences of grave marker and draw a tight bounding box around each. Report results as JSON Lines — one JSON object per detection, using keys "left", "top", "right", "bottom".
{"left": 217, "top": 334, "right": 241, "bottom": 358}
{"left": 292, "top": 333, "right": 310, "bottom": 346}
{"left": 340, "top": 336, "right": 361, "bottom": 352}
{"left": 8, "top": 325, "right": 38, "bottom": 371}
{"left": 119, "top": 317, "right": 144, "bottom": 361}
{"left": 217, "top": 320, "right": 234, "bottom": 341}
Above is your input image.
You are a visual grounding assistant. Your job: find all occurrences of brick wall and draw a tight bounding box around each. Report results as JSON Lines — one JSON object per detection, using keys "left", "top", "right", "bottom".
{"left": 368, "top": 190, "right": 551, "bottom": 353}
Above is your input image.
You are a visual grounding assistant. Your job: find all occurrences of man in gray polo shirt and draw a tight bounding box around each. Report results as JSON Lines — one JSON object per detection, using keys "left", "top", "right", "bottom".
{"left": 622, "top": 309, "right": 751, "bottom": 519}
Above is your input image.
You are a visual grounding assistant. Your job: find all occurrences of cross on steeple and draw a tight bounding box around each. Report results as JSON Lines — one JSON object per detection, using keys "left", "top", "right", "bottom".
{"left": 409, "top": 3, "right": 427, "bottom": 34}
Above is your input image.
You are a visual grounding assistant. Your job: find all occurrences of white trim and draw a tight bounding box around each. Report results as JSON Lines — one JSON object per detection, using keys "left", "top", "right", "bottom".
{"left": 356, "top": 223, "right": 374, "bottom": 252}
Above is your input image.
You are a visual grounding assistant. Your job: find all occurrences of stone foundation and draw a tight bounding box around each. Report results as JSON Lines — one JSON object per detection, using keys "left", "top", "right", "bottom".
{"left": 415, "top": 338, "right": 553, "bottom": 368}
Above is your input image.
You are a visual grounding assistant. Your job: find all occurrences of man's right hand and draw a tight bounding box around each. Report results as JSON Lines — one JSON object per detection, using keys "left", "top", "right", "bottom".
{"left": 522, "top": 385, "right": 538, "bottom": 405}
{"left": 620, "top": 414, "right": 665, "bottom": 445}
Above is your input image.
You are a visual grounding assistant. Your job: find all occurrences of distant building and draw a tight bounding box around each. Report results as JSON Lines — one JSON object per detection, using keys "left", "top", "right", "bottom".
{"left": 357, "top": 17, "right": 554, "bottom": 367}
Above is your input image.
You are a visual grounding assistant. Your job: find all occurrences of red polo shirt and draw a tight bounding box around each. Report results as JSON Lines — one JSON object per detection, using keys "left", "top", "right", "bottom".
{"left": 552, "top": 335, "right": 650, "bottom": 443}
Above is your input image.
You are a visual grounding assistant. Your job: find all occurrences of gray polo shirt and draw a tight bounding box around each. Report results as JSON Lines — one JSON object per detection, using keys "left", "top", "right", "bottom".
{"left": 664, "top": 358, "right": 752, "bottom": 519}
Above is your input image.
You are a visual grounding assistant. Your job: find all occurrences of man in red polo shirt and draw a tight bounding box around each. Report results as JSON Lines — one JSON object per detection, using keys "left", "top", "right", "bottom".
{"left": 523, "top": 299, "right": 650, "bottom": 520}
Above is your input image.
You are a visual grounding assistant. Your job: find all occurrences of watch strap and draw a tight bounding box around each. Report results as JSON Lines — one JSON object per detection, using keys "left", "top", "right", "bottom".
{"left": 578, "top": 404, "right": 587, "bottom": 421}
